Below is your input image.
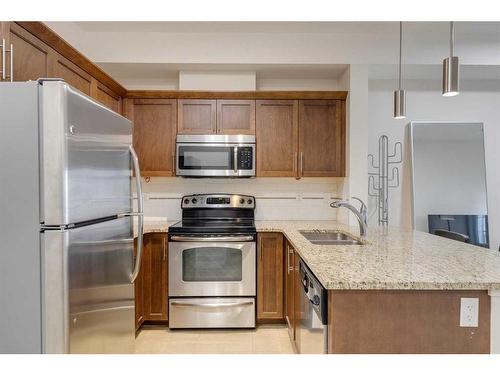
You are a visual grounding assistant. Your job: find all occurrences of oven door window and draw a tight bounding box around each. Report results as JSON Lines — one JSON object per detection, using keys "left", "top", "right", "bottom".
{"left": 182, "top": 247, "right": 242, "bottom": 282}
{"left": 178, "top": 146, "right": 234, "bottom": 170}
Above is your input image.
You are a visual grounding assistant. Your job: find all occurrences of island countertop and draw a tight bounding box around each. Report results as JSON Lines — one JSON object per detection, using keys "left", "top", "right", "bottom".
{"left": 137, "top": 218, "right": 500, "bottom": 291}
{"left": 256, "top": 220, "right": 500, "bottom": 291}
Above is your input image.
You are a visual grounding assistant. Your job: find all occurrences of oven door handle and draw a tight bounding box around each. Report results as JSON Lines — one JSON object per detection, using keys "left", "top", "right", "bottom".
{"left": 171, "top": 301, "right": 254, "bottom": 308}
{"left": 170, "top": 235, "right": 254, "bottom": 242}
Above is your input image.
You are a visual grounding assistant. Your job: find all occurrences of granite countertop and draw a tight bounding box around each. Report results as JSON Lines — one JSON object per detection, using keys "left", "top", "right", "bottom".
{"left": 137, "top": 217, "right": 500, "bottom": 291}
{"left": 256, "top": 220, "right": 500, "bottom": 291}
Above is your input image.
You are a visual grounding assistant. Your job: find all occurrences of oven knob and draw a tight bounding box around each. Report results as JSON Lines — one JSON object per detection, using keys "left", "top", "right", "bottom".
{"left": 239, "top": 198, "right": 245, "bottom": 204}
{"left": 312, "top": 295, "right": 320, "bottom": 306}
{"left": 247, "top": 199, "right": 253, "bottom": 204}
{"left": 191, "top": 198, "right": 197, "bottom": 204}
{"left": 183, "top": 198, "right": 189, "bottom": 205}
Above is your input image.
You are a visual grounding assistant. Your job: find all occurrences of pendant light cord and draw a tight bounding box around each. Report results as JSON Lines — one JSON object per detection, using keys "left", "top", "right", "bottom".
{"left": 398, "top": 22, "right": 402, "bottom": 90}
{"left": 450, "top": 21, "right": 454, "bottom": 58}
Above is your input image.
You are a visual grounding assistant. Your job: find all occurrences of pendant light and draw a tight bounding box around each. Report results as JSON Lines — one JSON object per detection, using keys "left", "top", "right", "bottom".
{"left": 442, "top": 21, "right": 459, "bottom": 96}
{"left": 393, "top": 22, "right": 406, "bottom": 119}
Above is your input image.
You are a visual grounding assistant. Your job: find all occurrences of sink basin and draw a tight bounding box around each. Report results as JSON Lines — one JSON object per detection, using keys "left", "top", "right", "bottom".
{"left": 299, "top": 230, "right": 364, "bottom": 245}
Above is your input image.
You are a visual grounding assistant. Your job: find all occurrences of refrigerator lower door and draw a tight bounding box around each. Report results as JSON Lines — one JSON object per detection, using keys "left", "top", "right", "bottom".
{"left": 41, "top": 217, "right": 135, "bottom": 354}
{"left": 40, "top": 81, "right": 133, "bottom": 226}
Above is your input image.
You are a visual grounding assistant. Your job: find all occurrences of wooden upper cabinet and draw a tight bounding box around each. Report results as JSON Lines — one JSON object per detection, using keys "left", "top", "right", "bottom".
{"left": 92, "top": 81, "right": 122, "bottom": 113}
{"left": 177, "top": 99, "right": 217, "bottom": 134}
{"left": 124, "top": 99, "right": 177, "bottom": 177}
{"left": 257, "top": 233, "right": 284, "bottom": 321}
{"left": 49, "top": 53, "right": 92, "bottom": 96}
{"left": 8, "top": 23, "right": 49, "bottom": 82}
{"left": 142, "top": 234, "right": 168, "bottom": 322}
{"left": 256, "top": 100, "right": 298, "bottom": 177}
{"left": 298, "top": 100, "right": 345, "bottom": 177}
{"left": 216, "top": 99, "right": 255, "bottom": 134}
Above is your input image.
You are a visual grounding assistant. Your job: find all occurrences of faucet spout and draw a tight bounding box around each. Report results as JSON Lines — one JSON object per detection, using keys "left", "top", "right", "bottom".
{"left": 330, "top": 198, "right": 368, "bottom": 239}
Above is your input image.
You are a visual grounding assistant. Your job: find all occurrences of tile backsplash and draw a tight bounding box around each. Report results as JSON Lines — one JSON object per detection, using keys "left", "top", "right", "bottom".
{"left": 136, "top": 177, "right": 345, "bottom": 221}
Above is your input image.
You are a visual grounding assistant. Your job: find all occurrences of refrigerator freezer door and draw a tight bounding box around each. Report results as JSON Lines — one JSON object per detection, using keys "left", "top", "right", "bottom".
{"left": 40, "top": 81, "right": 133, "bottom": 226}
{"left": 0, "top": 82, "right": 43, "bottom": 353}
{"left": 42, "top": 217, "right": 135, "bottom": 354}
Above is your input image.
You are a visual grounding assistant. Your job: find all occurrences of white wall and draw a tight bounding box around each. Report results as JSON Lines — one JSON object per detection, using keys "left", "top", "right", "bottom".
{"left": 412, "top": 135, "right": 488, "bottom": 232}
{"left": 368, "top": 79, "right": 500, "bottom": 250}
{"left": 140, "top": 177, "right": 343, "bottom": 221}
{"left": 179, "top": 71, "right": 257, "bottom": 90}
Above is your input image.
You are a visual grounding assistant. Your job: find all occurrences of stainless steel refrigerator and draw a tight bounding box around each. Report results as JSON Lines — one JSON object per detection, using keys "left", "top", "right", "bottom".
{"left": 0, "top": 80, "right": 144, "bottom": 354}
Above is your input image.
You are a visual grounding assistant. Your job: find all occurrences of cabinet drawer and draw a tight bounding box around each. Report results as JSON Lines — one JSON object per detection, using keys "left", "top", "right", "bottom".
{"left": 169, "top": 297, "right": 255, "bottom": 329}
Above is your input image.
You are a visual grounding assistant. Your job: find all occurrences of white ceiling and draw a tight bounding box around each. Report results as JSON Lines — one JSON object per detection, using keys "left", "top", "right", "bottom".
{"left": 45, "top": 22, "right": 500, "bottom": 88}
{"left": 75, "top": 21, "right": 500, "bottom": 36}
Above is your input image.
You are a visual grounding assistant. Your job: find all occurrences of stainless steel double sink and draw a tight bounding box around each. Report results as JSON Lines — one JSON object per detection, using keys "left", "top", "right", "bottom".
{"left": 299, "top": 230, "right": 364, "bottom": 245}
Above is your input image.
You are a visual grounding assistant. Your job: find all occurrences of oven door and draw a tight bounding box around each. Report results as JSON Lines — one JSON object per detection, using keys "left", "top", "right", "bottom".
{"left": 168, "top": 238, "right": 256, "bottom": 297}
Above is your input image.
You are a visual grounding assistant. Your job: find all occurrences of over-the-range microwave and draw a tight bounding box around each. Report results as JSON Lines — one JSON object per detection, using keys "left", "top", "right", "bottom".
{"left": 175, "top": 135, "right": 256, "bottom": 177}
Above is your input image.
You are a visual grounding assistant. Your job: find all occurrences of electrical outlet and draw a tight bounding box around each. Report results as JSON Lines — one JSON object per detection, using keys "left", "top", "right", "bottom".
{"left": 460, "top": 298, "right": 479, "bottom": 327}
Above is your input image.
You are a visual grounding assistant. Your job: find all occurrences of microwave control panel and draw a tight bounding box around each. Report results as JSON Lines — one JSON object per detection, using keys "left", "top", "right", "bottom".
{"left": 237, "top": 147, "right": 254, "bottom": 170}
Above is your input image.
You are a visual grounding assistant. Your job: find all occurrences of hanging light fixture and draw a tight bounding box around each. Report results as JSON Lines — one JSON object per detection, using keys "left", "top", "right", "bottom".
{"left": 394, "top": 22, "right": 406, "bottom": 119}
{"left": 442, "top": 21, "right": 459, "bottom": 96}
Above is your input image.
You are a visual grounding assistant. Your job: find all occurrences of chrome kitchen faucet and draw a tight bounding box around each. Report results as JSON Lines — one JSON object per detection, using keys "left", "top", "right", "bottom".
{"left": 330, "top": 197, "right": 368, "bottom": 239}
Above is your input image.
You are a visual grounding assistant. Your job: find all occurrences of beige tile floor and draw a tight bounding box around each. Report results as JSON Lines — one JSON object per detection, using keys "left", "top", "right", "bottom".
{"left": 135, "top": 324, "right": 295, "bottom": 354}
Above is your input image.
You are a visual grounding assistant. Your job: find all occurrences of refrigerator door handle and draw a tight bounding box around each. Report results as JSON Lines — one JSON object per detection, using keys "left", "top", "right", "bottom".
{"left": 129, "top": 145, "right": 144, "bottom": 283}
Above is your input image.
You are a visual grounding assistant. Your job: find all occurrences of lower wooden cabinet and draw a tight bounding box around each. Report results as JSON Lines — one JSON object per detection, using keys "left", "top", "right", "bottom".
{"left": 292, "top": 251, "right": 302, "bottom": 352}
{"left": 285, "top": 240, "right": 295, "bottom": 340}
{"left": 134, "top": 233, "right": 168, "bottom": 330}
{"left": 257, "top": 233, "right": 284, "bottom": 322}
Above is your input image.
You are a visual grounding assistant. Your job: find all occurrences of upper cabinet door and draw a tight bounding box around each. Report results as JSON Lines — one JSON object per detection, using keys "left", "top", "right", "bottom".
{"left": 256, "top": 100, "right": 298, "bottom": 177}
{"left": 125, "top": 98, "right": 177, "bottom": 177}
{"left": 49, "top": 52, "right": 92, "bottom": 96}
{"left": 298, "top": 100, "right": 346, "bottom": 177}
{"left": 92, "top": 81, "right": 122, "bottom": 114}
{"left": 8, "top": 23, "right": 49, "bottom": 82}
{"left": 216, "top": 100, "right": 256, "bottom": 134}
{"left": 178, "top": 99, "right": 217, "bottom": 134}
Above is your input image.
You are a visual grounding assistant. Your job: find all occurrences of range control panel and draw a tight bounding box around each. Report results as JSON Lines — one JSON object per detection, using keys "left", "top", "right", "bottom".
{"left": 181, "top": 194, "right": 256, "bottom": 209}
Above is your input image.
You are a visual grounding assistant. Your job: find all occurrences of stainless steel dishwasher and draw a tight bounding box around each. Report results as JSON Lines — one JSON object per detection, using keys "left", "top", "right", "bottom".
{"left": 297, "top": 259, "right": 328, "bottom": 354}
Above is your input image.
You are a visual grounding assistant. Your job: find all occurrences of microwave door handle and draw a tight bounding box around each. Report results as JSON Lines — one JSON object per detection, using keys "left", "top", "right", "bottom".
{"left": 129, "top": 145, "right": 144, "bottom": 283}
{"left": 233, "top": 146, "right": 238, "bottom": 174}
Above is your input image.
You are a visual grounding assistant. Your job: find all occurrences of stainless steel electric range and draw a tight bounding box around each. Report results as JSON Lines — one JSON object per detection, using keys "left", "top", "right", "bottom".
{"left": 168, "top": 194, "right": 256, "bottom": 329}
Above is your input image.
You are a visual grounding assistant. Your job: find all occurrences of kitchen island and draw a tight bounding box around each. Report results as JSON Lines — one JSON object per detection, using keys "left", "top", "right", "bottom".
{"left": 256, "top": 220, "right": 500, "bottom": 354}
{"left": 138, "top": 218, "right": 500, "bottom": 353}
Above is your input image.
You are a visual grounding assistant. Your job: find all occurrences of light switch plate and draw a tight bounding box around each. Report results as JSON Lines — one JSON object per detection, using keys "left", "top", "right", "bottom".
{"left": 460, "top": 297, "right": 479, "bottom": 327}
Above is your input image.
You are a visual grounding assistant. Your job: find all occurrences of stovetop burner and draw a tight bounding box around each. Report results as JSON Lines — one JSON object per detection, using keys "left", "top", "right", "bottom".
{"left": 168, "top": 194, "right": 256, "bottom": 235}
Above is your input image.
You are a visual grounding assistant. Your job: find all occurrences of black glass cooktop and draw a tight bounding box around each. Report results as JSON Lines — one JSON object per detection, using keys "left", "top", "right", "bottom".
{"left": 168, "top": 219, "right": 256, "bottom": 234}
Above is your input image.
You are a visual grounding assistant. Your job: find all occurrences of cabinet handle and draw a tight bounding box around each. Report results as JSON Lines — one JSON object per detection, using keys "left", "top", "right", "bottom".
{"left": 299, "top": 152, "right": 304, "bottom": 178}
{"left": 286, "top": 245, "right": 290, "bottom": 275}
{"left": 1, "top": 38, "right": 5, "bottom": 81}
{"left": 293, "top": 152, "right": 297, "bottom": 175}
{"left": 0, "top": 39, "right": 13, "bottom": 82}
{"left": 163, "top": 237, "right": 167, "bottom": 261}
{"left": 172, "top": 154, "right": 176, "bottom": 174}
{"left": 9, "top": 42, "right": 13, "bottom": 82}
{"left": 260, "top": 240, "right": 263, "bottom": 261}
